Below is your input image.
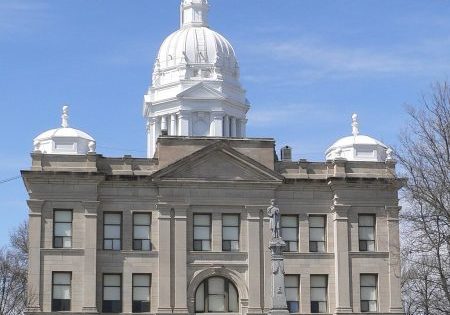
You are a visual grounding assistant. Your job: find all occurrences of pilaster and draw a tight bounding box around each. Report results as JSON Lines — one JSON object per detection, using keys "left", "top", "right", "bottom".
{"left": 331, "top": 203, "right": 353, "bottom": 313}
{"left": 82, "top": 201, "right": 100, "bottom": 313}
{"left": 157, "top": 203, "right": 173, "bottom": 314}
{"left": 211, "top": 112, "right": 224, "bottom": 137}
{"left": 230, "top": 117, "right": 237, "bottom": 137}
{"left": 26, "top": 199, "right": 45, "bottom": 312}
{"left": 245, "top": 205, "right": 264, "bottom": 315}
{"left": 223, "top": 115, "right": 230, "bottom": 137}
{"left": 173, "top": 205, "right": 189, "bottom": 315}
{"left": 147, "top": 117, "right": 157, "bottom": 158}
{"left": 386, "top": 206, "right": 403, "bottom": 313}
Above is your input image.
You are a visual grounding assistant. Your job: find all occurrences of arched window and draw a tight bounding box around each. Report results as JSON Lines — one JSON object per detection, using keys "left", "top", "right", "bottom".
{"left": 195, "top": 277, "right": 239, "bottom": 313}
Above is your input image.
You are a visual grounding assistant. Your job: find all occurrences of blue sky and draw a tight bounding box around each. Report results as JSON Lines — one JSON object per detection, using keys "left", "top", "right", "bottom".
{"left": 0, "top": 0, "right": 449, "bottom": 245}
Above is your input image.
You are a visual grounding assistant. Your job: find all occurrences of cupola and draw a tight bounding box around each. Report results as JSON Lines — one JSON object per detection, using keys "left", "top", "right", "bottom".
{"left": 143, "top": 0, "right": 249, "bottom": 158}
{"left": 325, "top": 114, "right": 391, "bottom": 162}
{"left": 33, "top": 106, "right": 96, "bottom": 155}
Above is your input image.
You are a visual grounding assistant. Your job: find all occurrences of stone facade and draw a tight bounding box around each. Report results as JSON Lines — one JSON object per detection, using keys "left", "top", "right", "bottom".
{"left": 22, "top": 137, "right": 404, "bottom": 315}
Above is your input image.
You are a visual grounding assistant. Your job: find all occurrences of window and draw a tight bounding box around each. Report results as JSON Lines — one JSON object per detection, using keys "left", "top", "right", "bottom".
{"left": 52, "top": 272, "right": 71, "bottom": 311}
{"left": 285, "top": 275, "right": 300, "bottom": 313}
{"left": 310, "top": 275, "right": 327, "bottom": 313}
{"left": 193, "top": 214, "right": 211, "bottom": 251}
{"left": 104, "top": 213, "right": 121, "bottom": 250}
{"left": 133, "top": 213, "right": 151, "bottom": 251}
{"left": 133, "top": 274, "right": 151, "bottom": 313}
{"left": 309, "top": 215, "right": 326, "bottom": 252}
{"left": 359, "top": 215, "right": 376, "bottom": 251}
{"left": 195, "top": 277, "right": 239, "bottom": 313}
{"left": 281, "top": 216, "right": 298, "bottom": 252}
{"left": 53, "top": 210, "right": 72, "bottom": 248}
{"left": 222, "top": 214, "right": 239, "bottom": 251}
{"left": 103, "top": 274, "right": 122, "bottom": 313}
{"left": 360, "top": 274, "right": 377, "bottom": 312}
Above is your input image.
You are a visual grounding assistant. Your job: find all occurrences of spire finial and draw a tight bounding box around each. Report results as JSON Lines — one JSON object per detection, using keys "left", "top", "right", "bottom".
{"left": 351, "top": 113, "right": 359, "bottom": 137}
{"left": 61, "top": 105, "right": 69, "bottom": 128}
{"left": 180, "top": 0, "right": 209, "bottom": 28}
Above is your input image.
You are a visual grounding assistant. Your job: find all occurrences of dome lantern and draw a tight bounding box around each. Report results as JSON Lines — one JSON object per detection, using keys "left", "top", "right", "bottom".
{"left": 180, "top": 0, "right": 209, "bottom": 28}
{"left": 325, "top": 114, "right": 391, "bottom": 162}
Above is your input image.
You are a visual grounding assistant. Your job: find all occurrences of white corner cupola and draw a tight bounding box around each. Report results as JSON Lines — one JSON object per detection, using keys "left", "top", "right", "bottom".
{"left": 33, "top": 106, "right": 96, "bottom": 155}
{"left": 325, "top": 114, "right": 392, "bottom": 162}
{"left": 143, "top": 0, "right": 250, "bottom": 158}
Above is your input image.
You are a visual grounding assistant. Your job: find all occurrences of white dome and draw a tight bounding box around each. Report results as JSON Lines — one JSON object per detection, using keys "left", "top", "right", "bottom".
{"left": 325, "top": 114, "right": 390, "bottom": 162}
{"left": 33, "top": 106, "right": 96, "bottom": 155}
{"left": 156, "top": 26, "right": 238, "bottom": 75}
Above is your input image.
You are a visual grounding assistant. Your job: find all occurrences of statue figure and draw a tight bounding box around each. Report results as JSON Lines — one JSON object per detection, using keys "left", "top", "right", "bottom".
{"left": 267, "top": 199, "right": 281, "bottom": 238}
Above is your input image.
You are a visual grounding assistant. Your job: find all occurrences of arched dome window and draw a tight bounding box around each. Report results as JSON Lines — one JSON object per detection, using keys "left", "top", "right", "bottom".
{"left": 195, "top": 277, "right": 239, "bottom": 313}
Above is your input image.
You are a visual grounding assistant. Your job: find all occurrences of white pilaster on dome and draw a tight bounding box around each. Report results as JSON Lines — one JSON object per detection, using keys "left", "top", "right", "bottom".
{"left": 180, "top": 0, "right": 209, "bottom": 28}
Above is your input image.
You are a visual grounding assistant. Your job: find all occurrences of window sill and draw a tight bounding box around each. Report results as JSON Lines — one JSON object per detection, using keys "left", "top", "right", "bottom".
{"left": 41, "top": 248, "right": 84, "bottom": 255}
{"left": 349, "top": 251, "right": 389, "bottom": 258}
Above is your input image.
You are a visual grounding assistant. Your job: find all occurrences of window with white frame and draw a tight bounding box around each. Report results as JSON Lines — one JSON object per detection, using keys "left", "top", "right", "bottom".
{"left": 222, "top": 214, "right": 239, "bottom": 252}
{"left": 281, "top": 215, "right": 298, "bottom": 252}
{"left": 193, "top": 214, "right": 211, "bottom": 251}
{"left": 359, "top": 214, "right": 376, "bottom": 251}
{"left": 52, "top": 272, "right": 71, "bottom": 311}
{"left": 103, "top": 213, "right": 121, "bottom": 250}
{"left": 103, "top": 274, "right": 122, "bottom": 313}
{"left": 285, "top": 275, "right": 300, "bottom": 313}
{"left": 309, "top": 215, "right": 326, "bottom": 252}
{"left": 133, "top": 274, "right": 151, "bottom": 313}
{"left": 360, "top": 274, "right": 377, "bottom": 312}
{"left": 53, "top": 210, "right": 72, "bottom": 248}
{"left": 195, "top": 277, "right": 239, "bottom": 313}
{"left": 310, "top": 275, "right": 327, "bottom": 313}
{"left": 133, "top": 213, "right": 151, "bottom": 251}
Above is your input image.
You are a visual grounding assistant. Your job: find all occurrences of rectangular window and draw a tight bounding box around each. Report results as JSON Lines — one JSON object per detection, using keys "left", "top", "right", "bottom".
{"left": 359, "top": 214, "right": 376, "bottom": 252}
{"left": 222, "top": 214, "right": 239, "bottom": 252}
{"left": 52, "top": 272, "right": 71, "bottom": 311}
{"left": 309, "top": 215, "right": 326, "bottom": 252}
{"left": 133, "top": 274, "right": 151, "bottom": 313}
{"left": 133, "top": 213, "right": 152, "bottom": 251}
{"left": 103, "top": 274, "right": 122, "bottom": 313}
{"left": 281, "top": 216, "right": 298, "bottom": 252}
{"left": 193, "top": 214, "right": 211, "bottom": 251}
{"left": 104, "top": 213, "right": 121, "bottom": 250}
{"left": 310, "top": 275, "right": 327, "bottom": 313}
{"left": 285, "top": 275, "right": 300, "bottom": 313}
{"left": 360, "top": 274, "right": 377, "bottom": 312}
{"left": 53, "top": 210, "right": 72, "bottom": 248}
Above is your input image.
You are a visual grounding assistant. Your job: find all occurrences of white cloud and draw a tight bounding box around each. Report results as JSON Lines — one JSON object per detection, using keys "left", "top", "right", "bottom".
{"left": 242, "top": 36, "right": 450, "bottom": 84}
{"left": 0, "top": 1, "right": 49, "bottom": 35}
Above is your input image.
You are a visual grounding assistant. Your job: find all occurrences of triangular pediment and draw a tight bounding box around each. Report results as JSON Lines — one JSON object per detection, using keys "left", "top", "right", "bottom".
{"left": 177, "top": 82, "right": 225, "bottom": 100}
{"left": 152, "top": 142, "right": 283, "bottom": 183}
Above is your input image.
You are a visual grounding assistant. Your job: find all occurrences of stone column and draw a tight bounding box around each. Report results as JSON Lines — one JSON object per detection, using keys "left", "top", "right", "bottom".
{"left": 170, "top": 114, "right": 177, "bottom": 136}
{"left": 386, "top": 206, "right": 403, "bottom": 313}
{"left": 210, "top": 112, "right": 224, "bottom": 137}
{"left": 230, "top": 117, "right": 237, "bottom": 137}
{"left": 157, "top": 204, "right": 173, "bottom": 314}
{"left": 331, "top": 203, "right": 353, "bottom": 313}
{"left": 173, "top": 205, "right": 189, "bottom": 314}
{"left": 223, "top": 115, "right": 230, "bottom": 137}
{"left": 268, "top": 238, "right": 289, "bottom": 315}
{"left": 82, "top": 201, "right": 100, "bottom": 313}
{"left": 246, "top": 206, "right": 263, "bottom": 314}
{"left": 178, "top": 112, "right": 191, "bottom": 136}
{"left": 241, "top": 119, "right": 248, "bottom": 138}
{"left": 147, "top": 117, "right": 157, "bottom": 158}
{"left": 26, "top": 199, "right": 45, "bottom": 312}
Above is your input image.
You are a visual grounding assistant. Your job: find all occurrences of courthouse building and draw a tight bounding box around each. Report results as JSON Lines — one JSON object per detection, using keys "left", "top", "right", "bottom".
{"left": 22, "top": 0, "right": 404, "bottom": 314}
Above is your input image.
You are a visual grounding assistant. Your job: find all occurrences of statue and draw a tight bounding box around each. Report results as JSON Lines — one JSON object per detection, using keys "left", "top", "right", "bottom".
{"left": 267, "top": 199, "right": 281, "bottom": 238}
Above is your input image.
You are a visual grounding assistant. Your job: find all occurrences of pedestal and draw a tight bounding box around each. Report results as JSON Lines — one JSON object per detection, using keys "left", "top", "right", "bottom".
{"left": 269, "top": 238, "right": 290, "bottom": 315}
